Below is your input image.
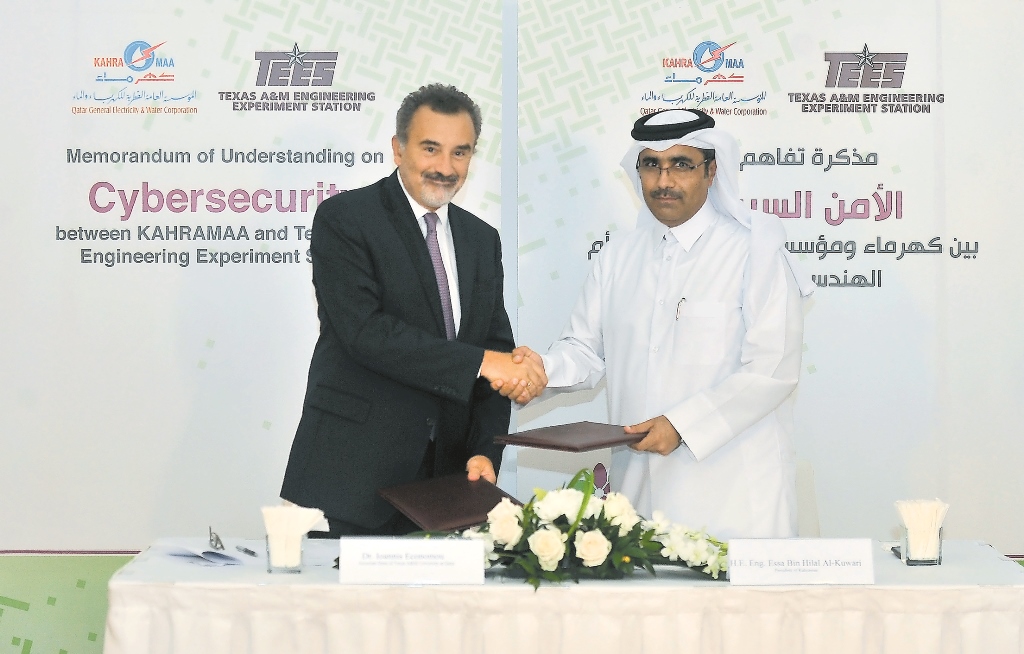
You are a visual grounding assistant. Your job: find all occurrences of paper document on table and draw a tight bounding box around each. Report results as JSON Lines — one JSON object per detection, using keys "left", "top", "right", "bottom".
{"left": 155, "top": 543, "right": 244, "bottom": 566}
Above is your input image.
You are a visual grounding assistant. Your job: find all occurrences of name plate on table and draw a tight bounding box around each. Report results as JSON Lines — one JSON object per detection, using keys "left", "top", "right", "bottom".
{"left": 728, "top": 538, "right": 875, "bottom": 586}
{"left": 338, "top": 537, "right": 484, "bottom": 585}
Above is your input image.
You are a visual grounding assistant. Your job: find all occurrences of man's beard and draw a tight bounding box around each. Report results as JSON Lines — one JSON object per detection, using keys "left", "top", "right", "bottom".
{"left": 419, "top": 171, "right": 460, "bottom": 207}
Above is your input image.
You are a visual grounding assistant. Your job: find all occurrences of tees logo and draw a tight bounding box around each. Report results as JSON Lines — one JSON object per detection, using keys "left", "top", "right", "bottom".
{"left": 692, "top": 40, "right": 743, "bottom": 73}
{"left": 254, "top": 43, "right": 338, "bottom": 87}
{"left": 824, "top": 44, "right": 907, "bottom": 88}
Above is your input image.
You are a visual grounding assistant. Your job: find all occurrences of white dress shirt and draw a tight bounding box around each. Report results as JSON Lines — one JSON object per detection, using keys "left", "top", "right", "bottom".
{"left": 541, "top": 200, "right": 805, "bottom": 538}
{"left": 397, "top": 172, "right": 462, "bottom": 334}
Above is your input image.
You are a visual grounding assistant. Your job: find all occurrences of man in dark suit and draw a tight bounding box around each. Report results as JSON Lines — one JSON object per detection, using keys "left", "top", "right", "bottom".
{"left": 281, "top": 84, "right": 545, "bottom": 536}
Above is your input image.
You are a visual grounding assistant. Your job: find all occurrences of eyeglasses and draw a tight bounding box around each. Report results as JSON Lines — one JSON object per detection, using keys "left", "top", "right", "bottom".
{"left": 209, "top": 526, "right": 224, "bottom": 551}
{"left": 637, "top": 158, "right": 709, "bottom": 177}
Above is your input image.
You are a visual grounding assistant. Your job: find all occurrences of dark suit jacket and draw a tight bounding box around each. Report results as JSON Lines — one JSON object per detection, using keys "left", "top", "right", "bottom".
{"left": 281, "top": 170, "right": 514, "bottom": 528}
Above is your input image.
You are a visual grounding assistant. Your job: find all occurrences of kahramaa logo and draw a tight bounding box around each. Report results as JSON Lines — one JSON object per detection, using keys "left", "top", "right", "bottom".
{"left": 692, "top": 41, "right": 743, "bottom": 73}
{"left": 254, "top": 43, "right": 338, "bottom": 87}
{"left": 824, "top": 44, "right": 907, "bottom": 88}
{"left": 123, "top": 41, "right": 173, "bottom": 72}
{"left": 92, "top": 40, "right": 174, "bottom": 71}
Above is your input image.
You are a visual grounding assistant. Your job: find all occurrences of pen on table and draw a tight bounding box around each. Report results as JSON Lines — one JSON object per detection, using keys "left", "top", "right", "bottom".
{"left": 236, "top": 545, "right": 257, "bottom": 557}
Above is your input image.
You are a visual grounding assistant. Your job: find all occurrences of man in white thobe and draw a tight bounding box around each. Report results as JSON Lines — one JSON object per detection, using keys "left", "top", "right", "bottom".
{"left": 507, "top": 109, "right": 815, "bottom": 538}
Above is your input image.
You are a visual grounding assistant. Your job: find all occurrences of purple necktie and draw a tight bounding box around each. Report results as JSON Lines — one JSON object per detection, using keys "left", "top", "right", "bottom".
{"left": 423, "top": 212, "right": 456, "bottom": 340}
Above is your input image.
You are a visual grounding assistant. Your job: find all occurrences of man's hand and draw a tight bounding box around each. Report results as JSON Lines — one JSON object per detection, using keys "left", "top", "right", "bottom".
{"left": 624, "top": 416, "right": 682, "bottom": 456}
{"left": 481, "top": 348, "right": 547, "bottom": 405}
{"left": 492, "top": 346, "right": 548, "bottom": 404}
{"left": 466, "top": 455, "right": 496, "bottom": 483}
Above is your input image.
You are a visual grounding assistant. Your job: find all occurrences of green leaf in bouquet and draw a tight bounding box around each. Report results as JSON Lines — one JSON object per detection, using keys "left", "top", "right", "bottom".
{"left": 566, "top": 468, "right": 595, "bottom": 494}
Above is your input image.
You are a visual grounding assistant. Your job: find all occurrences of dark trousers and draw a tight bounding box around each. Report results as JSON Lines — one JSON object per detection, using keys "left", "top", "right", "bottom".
{"left": 309, "top": 439, "right": 435, "bottom": 538}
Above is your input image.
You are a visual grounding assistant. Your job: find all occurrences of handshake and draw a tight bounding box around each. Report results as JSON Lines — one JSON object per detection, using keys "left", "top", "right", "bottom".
{"left": 481, "top": 346, "right": 547, "bottom": 405}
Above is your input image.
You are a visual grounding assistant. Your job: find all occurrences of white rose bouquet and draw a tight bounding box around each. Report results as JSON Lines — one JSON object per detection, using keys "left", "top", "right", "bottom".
{"left": 460, "top": 468, "right": 728, "bottom": 588}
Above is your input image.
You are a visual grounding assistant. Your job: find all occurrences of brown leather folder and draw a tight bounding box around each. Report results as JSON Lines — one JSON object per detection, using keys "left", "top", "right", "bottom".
{"left": 495, "top": 421, "right": 641, "bottom": 452}
{"left": 378, "top": 474, "right": 522, "bottom": 532}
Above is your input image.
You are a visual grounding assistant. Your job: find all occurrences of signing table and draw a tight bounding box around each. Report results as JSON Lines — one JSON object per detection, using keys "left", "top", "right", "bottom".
{"left": 104, "top": 539, "right": 1024, "bottom": 654}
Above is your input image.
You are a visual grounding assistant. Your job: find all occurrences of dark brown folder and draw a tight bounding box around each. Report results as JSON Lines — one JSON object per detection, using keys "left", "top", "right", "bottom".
{"left": 378, "top": 474, "right": 521, "bottom": 532}
{"left": 495, "top": 421, "right": 641, "bottom": 452}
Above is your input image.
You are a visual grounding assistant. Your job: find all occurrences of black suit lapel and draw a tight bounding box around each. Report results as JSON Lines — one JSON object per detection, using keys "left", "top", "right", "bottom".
{"left": 381, "top": 172, "right": 448, "bottom": 338}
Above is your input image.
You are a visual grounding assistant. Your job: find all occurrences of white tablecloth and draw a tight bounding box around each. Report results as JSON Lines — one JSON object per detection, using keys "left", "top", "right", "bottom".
{"left": 104, "top": 539, "right": 1024, "bottom": 654}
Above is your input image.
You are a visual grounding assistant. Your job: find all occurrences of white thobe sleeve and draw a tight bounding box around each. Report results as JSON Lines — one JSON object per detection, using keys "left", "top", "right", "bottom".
{"left": 664, "top": 253, "right": 804, "bottom": 461}
{"left": 540, "top": 256, "right": 607, "bottom": 391}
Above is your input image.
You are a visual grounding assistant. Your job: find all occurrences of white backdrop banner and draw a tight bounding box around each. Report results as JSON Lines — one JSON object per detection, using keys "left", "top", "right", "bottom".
{"left": 514, "top": 0, "right": 1024, "bottom": 552}
{"left": 0, "top": 0, "right": 503, "bottom": 549}
{"left": 3, "top": 0, "right": 1024, "bottom": 553}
